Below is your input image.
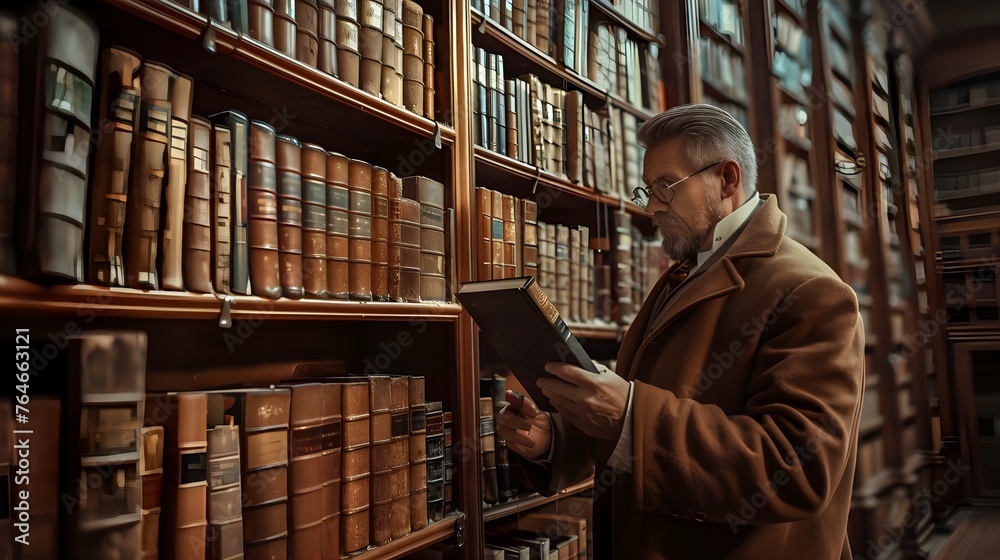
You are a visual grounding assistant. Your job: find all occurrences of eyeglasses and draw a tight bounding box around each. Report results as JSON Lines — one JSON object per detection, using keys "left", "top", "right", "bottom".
{"left": 631, "top": 160, "right": 724, "bottom": 209}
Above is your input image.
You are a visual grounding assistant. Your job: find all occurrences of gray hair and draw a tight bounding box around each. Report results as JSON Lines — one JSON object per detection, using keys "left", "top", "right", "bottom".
{"left": 637, "top": 104, "right": 757, "bottom": 197}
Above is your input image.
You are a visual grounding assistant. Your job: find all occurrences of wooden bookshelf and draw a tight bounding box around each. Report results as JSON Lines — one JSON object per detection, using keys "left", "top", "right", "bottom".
{"left": 350, "top": 517, "right": 459, "bottom": 560}
{"left": 698, "top": 18, "right": 743, "bottom": 56}
{"left": 589, "top": 0, "right": 660, "bottom": 43}
{"left": 483, "top": 478, "right": 595, "bottom": 523}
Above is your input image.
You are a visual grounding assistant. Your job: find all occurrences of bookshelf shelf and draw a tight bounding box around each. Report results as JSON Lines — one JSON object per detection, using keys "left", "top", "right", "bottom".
{"left": 0, "top": 276, "right": 462, "bottom": 322}
{"left": 470, "top": 9, "right": 655, "bottom": 121}
{"left": 932, "top": 141, "right": 1000, "bottom": 161}
{"left": 930, "top": 97, "right": 1000, "bottom": 116}
{"left": 699, "top": 19, "right": 744, "bottom": 57}
{"left": 105, "top": 0, "right": 456, "bottom": 146}
{"left": 483, "top": 478, "right": 594, "bottom": 523}
{"left": 701, "top": 78, "right": 748, "bottom": 108}
{"left": 348, "top": 517, "right": 458, "bottom": 560}
{"left": 589, "top": 0, "right": 660, "bottom": 44}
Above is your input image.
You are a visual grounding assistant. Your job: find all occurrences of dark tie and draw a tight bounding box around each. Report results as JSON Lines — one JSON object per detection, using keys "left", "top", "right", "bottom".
{"left": 645, "top": 258, "right": 694, "bottom": 335}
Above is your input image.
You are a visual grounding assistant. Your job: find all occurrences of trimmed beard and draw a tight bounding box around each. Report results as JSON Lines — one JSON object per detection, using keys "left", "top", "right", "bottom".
{"left": 654, "top": 201, "right": 725, "bottom": 263}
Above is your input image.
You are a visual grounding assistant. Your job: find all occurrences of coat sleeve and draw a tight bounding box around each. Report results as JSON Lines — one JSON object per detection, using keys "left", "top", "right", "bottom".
{"left": 515, "top": 411, "right": 599, "bottom": 496}
{"left": 630, "top": 275, "right": 865, "bottom": 524}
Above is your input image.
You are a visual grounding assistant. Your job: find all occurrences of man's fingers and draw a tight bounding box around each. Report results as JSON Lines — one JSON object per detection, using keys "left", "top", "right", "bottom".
{"left": 498, "top": 408, "right": 533, "bottom": 431}
{"left": 542, "top": 388, "right": 580, "bottom": 416}
{"left": 537, "top": 376, "right": 584, "bottom": 404}
{"left": 544, "top": 362, "right": 594, "bottom": 386}
{"left": 496, "top": 424, "right": 534, "bottom": 448}
{"left": 506, "top": 389, "right": 541, "bottom": 419}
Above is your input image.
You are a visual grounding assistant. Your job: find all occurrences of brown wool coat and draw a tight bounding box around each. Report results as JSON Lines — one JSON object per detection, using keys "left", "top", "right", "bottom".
{"left": 520, "top": 194, "right": 865, "bottom": 559}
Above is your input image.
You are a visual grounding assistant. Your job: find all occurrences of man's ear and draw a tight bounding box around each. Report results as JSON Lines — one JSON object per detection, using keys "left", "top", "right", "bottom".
{"left": 720, "top": 160, "right": 741, "bottom": 200}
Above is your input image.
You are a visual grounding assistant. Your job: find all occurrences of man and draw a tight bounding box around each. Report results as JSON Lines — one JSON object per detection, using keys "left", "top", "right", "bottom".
{"left": 497, "top": 104, "right": 865, "bottom": 559}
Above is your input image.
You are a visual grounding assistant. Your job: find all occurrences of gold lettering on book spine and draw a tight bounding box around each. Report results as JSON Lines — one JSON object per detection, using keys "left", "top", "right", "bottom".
{"left": 525, "top": 281, "right": 559, "bottom": 325}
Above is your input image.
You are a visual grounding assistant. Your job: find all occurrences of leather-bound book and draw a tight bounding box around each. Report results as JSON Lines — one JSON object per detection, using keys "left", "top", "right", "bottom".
{"left": 317, "top": 0, "right": 337, "bottom": 75}
{"left": 501, "top": 194, "right": 516, "bottom": 279}
{"left": 0, "top": 15, "right": 16, "bottom": 275}
{"left": 209, "top": 111, "right": 251, "bottom": 294}
{"left": 380, "top": 0, "right": 400, "bottom": 106}
{"left": 335, "top": 0, "right": 361, "bottom": 87}
{"left": 476, "top": 187, "right": 492, "bottom": 280}
{"left": 161, "top": 72, "right": 194, "bottom": 291}
{"left": 139, "top": 426, "right": 164, "bottom": 560}
{"left": 274, "top": 0, "right": 298, "bottom": 57}
{"left": 401, "top": 176, "right": 446, "bottom": 301}
{"left": 319, "top": 383, "right": 344, "bottom": 555}
{"left": 205, "top": 416, "right": 244, "bottom": 560}
{"left": 389, "top": 194, "right": 421, "bottom": 302}
{"left": 223, "top": 388, "right": 292, "bottom": 560}
{"left": 88, "top": 47, "right": 141, "bottom": 287}
{"left": 488, "top": 375, "right": 513, "bottom": 501}
{"left": 495, "top": 56, "right": 507, "bottom": 156}
{"left": 357, "top": 0, "right": 384, "bottom": 96}
{"left": 388, "top": 376, "right": 411, "bottom": 540}
{"left": 325, "top": 152, "right": 351, "bottom": 299}
{"left": 471, "top": 48, "right": 484, "bottom": 147}
{"left": 339, "top": 379, "right": 371, "bottom": 554}
{"left": 369, "top": 375, "right": 393, "bottom": 545}
{"left": 204, "top": 0, "right": 248, "bottom": 33}
{"left": 407, "top": 377, "right": 427, "bottom": 531}
{"left": 11, "top": 397, "right": 61, "bottom": 560}
{"left": 277, "top": 134, "right": 305, "bottom": 299}
{"left": 296, "top": 0, "right": 320, "bottom": 66}
{"left": 348, "top": 159, "right": 373, "bottom": 300}
{"left": 248, "top": 120, "right": 283, "bottom": 299}
{"left": 301, "top": 144, "right": 329, "bottom": 298}
{"left": 489, "top": 190, "right": 503, "bottom": 279}
{"left": 144, "top": 393, "right": 209, "bottom": 559}
{"left": 249, "top": 0, "right": 276, "bottom": 46}
{"left": 184, "top": 117, "right": 214, "bottom": 293}
{"left": 505, "top": 79, "right": 518, "bottom": 160}
{"left": 520, "top": 199, "right": 538, "bottom": 279}
{"left": 479, "top": 395, "right": 499, "bottom": 504}
{"left": 211, "top": 124, "right": 233, "bottom": 293}
{"left": 535, "top": 0, "right": 550, "bottom": 56}
{"left": 568, "top": 227, "right": 580, "bottom": 321}
{"left": 564, "top": 90, "right": 583, "bottom": 185}
{"left": 525, "top": 0, "right": 536, "bottom": 47}
{"left": 443, "top": 410, "right": 454, "bottom": 513}
{"left": 511, "top": 0, "right": 526, "bottom": 38}
{"left": 125, "top": 62, "right": 178, "bottom": 290}
{"left": 65, "top": 332, "right": 146, "bottom": 559}
{"left": 371, "top": 166, "right": 390, "bottom": 301}
{"left": 424, "top": 402, "right": 444, "bottom": 522}
{"left": 385, "top": 173, "right": 401, "bottom": 300}
{"left": 282, "top": 383, "right": 330, "bottom": 558}
{"left": 401, "top": 1, "right": 423, "bottom": 114}
{"left": 124, "top": 61, "right": 174, "bottom": 289}
{"left": 422, "top": 14, "right": 434, "bottom": 119}
{"left": 554, "top": 225, "right": 570, "bottom": 313}
{"left": 16, "top": 6, "right": 98, "bottom": 283}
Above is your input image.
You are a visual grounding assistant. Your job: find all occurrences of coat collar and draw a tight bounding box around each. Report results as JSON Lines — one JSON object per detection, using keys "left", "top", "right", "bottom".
{"left": 618, "top": 194, "right": 788, "bottom": 380}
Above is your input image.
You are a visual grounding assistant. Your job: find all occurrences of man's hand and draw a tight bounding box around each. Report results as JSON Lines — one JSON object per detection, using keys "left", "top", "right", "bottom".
{"left": 496, "top": 390, "right": 553, "bottom": 460}
{"left": 537, "top": 362, "right": 629, "bottom": 440}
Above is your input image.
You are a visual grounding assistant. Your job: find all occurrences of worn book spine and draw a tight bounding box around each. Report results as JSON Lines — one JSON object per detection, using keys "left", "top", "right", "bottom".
{"left": 369, "top": 375, "right": 393, "bottom": 546}
{"left": 17, "top": 6, "right": 97, "bottom": 283}
{"left": 161, "top": 72, "right": 194, "bottom": 290}
{"left": 336, "top": 0, "right": 361, "bottom": 87}
{"left": 206, "top": 423, "right": 243, "bottom": 560}
{"left": 358, "top": 0, "right": 384, "bottom": 95}
{"left": 424, "top": 402, "right": 444, "bottom": 522}
{"left": 490, "top": 190, "right": 503, "bottom": 280}
{"left": 300, "top": 144, "right": 329, "bottom": 298}
{"left": 390, "top": 195, "right": 421, "bottom": 302}
{"left": 476, "top": 187, "right": 492, "bottom": 280}
{"left": 407, "top": 377, "right": 427, "bottom": 531}
{"left": 371, "top": 166, "right": 390, "bottom": 301}
{"left": 386, "top": 377, "right": 410, "bottom": 540}
{"left": 386, "top": 174, "right": 403, "bottom": 301}
{"left": 88, "top": 47, "right": 141, "bottom": 287}
{"left": 422, "top": 14, "right": 435, "bottom": 119}
{"left": 211, "top": 124, "right": 233, "bottom": 293}
{"left": 184, "top": 117, "right": 214, "bottom": 293}
{"left": 348, "top": 159, "right": 374, "bottom": 300}
{"left": 139, "top": 426, "right": 164, "bottom": 560}
{"left": 317, "top": 0, "right": 338, "bottom": 75}
{"left": 502, "top": 194, "right": 516, "bottom": 279}
{"left": 443, "top": 411, "right": 454, "bottom": 513}
{"left": 402, "top": 176, "right": 446, "bottom": 301}
{"left": 564, "top": 90, "right": 583, "bottom": 185}
{"left": 479, "top": 396, "right": 499, "bottom": 504}
{"left": 326, "top": 152, "right": 351, "bottom": 299}
{"left": 123, "top": 62, "right": 173, "bottom": 289}
{"left": 506, "top": 79, "right": 518, "bottom": 159}
{"left": 521, "top": 199, "right": 538, "bottom": 279}
{"left": 340, "top": 380, "right": 371, "bottom": 554}
{"left": 248, "top": 120, "right": 283, "bottom": 299}
{"left": 209, "top": 111, "right": 251, "bottom": 294}
{"left": 401, "top": 1, "right": 424, "bottom": 114}
{"left": 66, "top": 331, "right": 146, "bottom": 558}
{"left": 249, "top": 0, "right": 276, "bottom": 46}
{"left": 495, "top": 55, "right": 507, "bottom": 156}
{"left": 0, "top": 15, "right": 16, "bottom": 275}
{"left": 274, "top": 0, "right": 298, "bottom": 57}
{"left": 322, "top": 383, "right": 344, "bottom": 556}
{"left": 277, "top": 134, "right": 306, "bottom": 299}
{"left": 296, "top": 0, "right": 320, "bottom": 66}
{"left": 283, "top": 383, "right": 327, "bottom": 559}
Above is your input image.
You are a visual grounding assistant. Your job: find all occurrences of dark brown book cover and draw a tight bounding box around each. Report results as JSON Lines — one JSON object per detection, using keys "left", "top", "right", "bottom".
{"left": 211, "top": 124, "right": 233, "bottom": 293}
{"left": 338, "top": 379, "right": 371, "bottom": 553}
{"left": 369, "top": 375, "right": 393, "bottom": 546}
{"left": 388, "top": 376, "right": 411, "bottom": 540}
{"left": 282, "top": 383, "right": 330, "bottom": 559}
{"left": 371, "top": 166, "right": 390, "bottom": 301}
{"left": 274, "top": 0, "right": 298, "bottom": 58}
{"left": 144, "top": 393, "right": 209, "bottom": 560}
{"left": 490, "top": 190, "right": 504, "bottom": 280}
{"left": 296, "top": 0, "right": 320, "bottom": 67}
{"left": 407, "top": 377, "right": 427, "bottom": 531}
{"left": 348, "top": 159, "right": 374, "bottom": 301}
{"left": 277, "top": 134, "right": 306, "bottom": 299}
{"left": 88, "top": 47, "right": 141, "bottom": 287}
{"left": 16, "top": 6, "right": 97, "bottom": 283}
{"left": 480, "top": 396, "right": 499, "bottom": 504}
{"left": 139, "top": 426, "right": 164, "bottom": 560}
{"left": 124, "top": 62, "right": 174, "bottom": 289}
{"left": 0, "top": 14, "right": 16, "bottom": 275}
{"left": 317, "top": 0, "right": 338, "bottom": 75}
{"left": 502, "top": 194, "right": 516, "bottom": 279}
{"left": 249, "top": 0, "right": 276, "bottom": 46}
{"left": 248, "top": 120, "right": 283, "bottom": 299}
{"left": 321, "top": 382, "right": 343, "bottom": 556}
{"left": 424, "top": 402, "right": 444, "bottom": 523}
{"left": 302, "top": 143, "right": 329, "bottom": 298}
{"left": 389, "top": 195, "right": 421, "bottom": 302}
{"left": 161, "top": 72, "right": 194, "bottom": 291}
{"left": 184, "top": 116, "right": 214, "bottom": 293}
{"left": 335, "top": 0, "right": 361, "bottom": 87}
{"left": 326, "top": 152, "right": 351, "bottom": 299}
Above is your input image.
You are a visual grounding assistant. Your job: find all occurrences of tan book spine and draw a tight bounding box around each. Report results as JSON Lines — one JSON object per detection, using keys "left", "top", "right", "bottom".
{"left": 422, "top": 14, "right": 435, "bottom": 119}
{"left": 88, "top": 47, "right": 141, "bottom": 287}
{"left": 296, "top": 0, "right": 320, "bottom": 66}
{"left": 184, "top": 117, "right": 214, "bottom": 293}
{"left": 369, "top": 375, "right": 393, "bottom": 546}
{"left": 341, "top": 380, "right": 371, "bottom": 553}
{"left": 336, "top": 0, "right": 361, "bottom": 86}
{"left": 302, "top": 143, "right": 329, "bottom": 298}
{"left": 388, "top": 376, "right": 411, "bottom": 540}
{"left": 318, "top": 0, "right": 338, "bottom": 75}
{"left": 277, "top": 134, "right": 306, "bottom": 299}
{"left": 248, "top": 120, "right": 283, "bottom": 299}
{"left": 371, "top": 166, "right": 390, "bottom": 301}
{"left": 407, "top": 377, "right": 427, "bottom": 531}
{"left": 161, "top": 72, "right": 194, "bottom": 291}
{"left": 139, "top": 426, "right": 164, "bottom": 560}
{"left": 206, "top": 424, "right": 243, "bottom": 560}
{"left": 502, "top": 194, "right": 516, "bottom": 279}
{"left": 249, "top": 0, "right": 276, "bottom": 46}
{"left": 326, "top": 152, "right": 351, "bottom": 299}
{"left": 490, "top": 190, "right": 504, "bottom": 280}
{"left": 476, "top": 187, "right": 493, "bottom": 280}
{"left": 348, "top": 159, "right": 374, "bottom": 300}
{"left": 211, "top": 125, "right": 233, "bottom": 293}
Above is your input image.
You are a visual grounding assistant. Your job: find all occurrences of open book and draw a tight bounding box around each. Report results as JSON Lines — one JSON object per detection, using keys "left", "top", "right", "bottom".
{"left": 456, "top": 276, "right": 599, "bottom": 411}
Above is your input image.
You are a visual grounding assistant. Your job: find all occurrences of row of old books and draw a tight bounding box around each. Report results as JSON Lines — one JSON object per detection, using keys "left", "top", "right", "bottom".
{"left": 588, "top": 20, "right": 661, "bottom": 112}
{"left": 698, "top": 0, "right": 744, "bottom": 47}
{"left": 698, "top": 34, "right": 747, "bottom": 105}
{"left": 773, "top": 9, "right": 811, "bottom": 102}
{"left": 473, "top": 0, "right": 590, "bottom": 78}
{"left": 0, "top": 7, "right": 452, "bottom": 302}
{"left": 930, "top": 77, "right": 1000, "bottom": 111}
{"left": 610, "top": 212, "right": 664, "bottom": 325}
{"left": 601, "top": 0, "right": 660, "bottom": 35}
{"left": 479, "top": 374, "right": 514, "bottom": 507}
{"left": 170, "top": 0, "right": 437, "bottom": 118}
{"left": 485, "top": 510, "right": 588, "bottom": 560}
{"left": 0, "top": 330, "right": 456, "bottom": 559}
{"left": 475, "top": 187, "right": 599, "bottom": 324}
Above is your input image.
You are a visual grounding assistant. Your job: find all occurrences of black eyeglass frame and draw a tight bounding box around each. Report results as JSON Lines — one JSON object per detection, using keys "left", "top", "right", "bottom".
{"left": 631, "top": 159, "right": 725, "bottom": 209}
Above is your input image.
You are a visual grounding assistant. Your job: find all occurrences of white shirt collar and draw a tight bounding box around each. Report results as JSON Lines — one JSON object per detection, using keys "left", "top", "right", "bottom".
{"left": 691, "top": 191, "right": 760, "bottom": 275}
